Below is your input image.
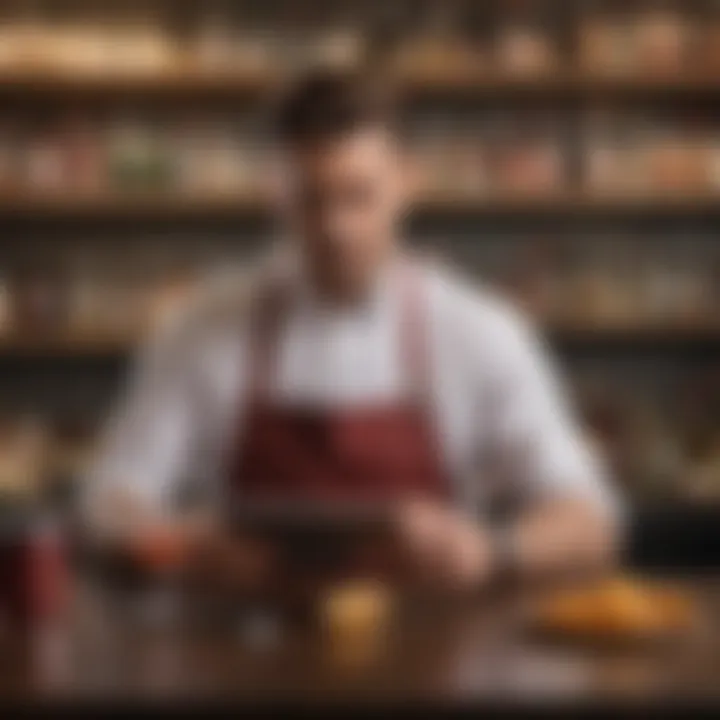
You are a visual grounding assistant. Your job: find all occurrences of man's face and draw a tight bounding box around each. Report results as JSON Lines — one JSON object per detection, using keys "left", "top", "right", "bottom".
{"left": 279, "top": 128, "right": 407, "bottom": 298}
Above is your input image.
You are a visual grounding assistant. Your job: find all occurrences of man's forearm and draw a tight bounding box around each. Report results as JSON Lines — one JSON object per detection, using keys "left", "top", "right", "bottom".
{"left": 498, "top": 498, "right": 621, "bottom": 582}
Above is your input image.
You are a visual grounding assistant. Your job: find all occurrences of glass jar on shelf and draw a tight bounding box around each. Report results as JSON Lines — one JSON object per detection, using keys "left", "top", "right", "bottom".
{"left": 0, "top": 274, "right": 12, "bottom": 337}
{"left": 684, "top": 423, "right": 720, "bottom": 501}
{"left": 445, "top": 133, "right": 488, "bottom": 198}
{"left": 390, "top": 0, "right": 484, "bottom": 82}
{"left": 0, "top": 22, "right": 23, "bottom": 72}
{"left": 626, "top": 402, "right": 686, "bottom": 499}
{"left": 634, "top": 9, "right": 692, "bottom": 76}
{"left": 0, "top": 416, "right": 50, "bottom": 504}
{"left": 672, "top": 266, "right": 711, "bottom": 327}
{"left": 146, "top": 274, "right": 197, "bottom": 331}
{"left": 638, "top": 262, "right": 679, "bottom": 326}
{"left": 303, "top": 28, "right": 366, "bottom": 70}
{"left": 193, "top": 10, "right": 238, "bottom": 74}
{"left": 705, "top": 135, "right": 720, "bottom": 191}
{"left": 493, "top": 116, "right": 564, "bottom": 197}
{"left": 583, "top": 109, "right": 641, "bottom": 196}
{"left": 61, "top": 116, "right": 106, "bottom": 196}
{"left": 231, "top": 31, "right": 274, "bottom": 76}
{"left": 50, "top": 23, "right": 112, "bottom": 78}
{"left": 176, "top": 120, "right": 249, "bottom": 196}
{"left": 0, "top": 121, "right": 17, "bottom": 191}
{"left": 408, "top": 116, "right": 451, "bottom": 195}
{"left": 47, "top": 419, "right": 98, "bottom": 496}
{"left": 11, "top": 270, "right": 70, "bottom": 337}
{"left": 67, "top": 275, "right": 104, "bottom": 337}
{"left": 647, "top": 129, "right": 705, "bottom": 195}
{"left": 23, "top": 129, "right": 68, "bottom": 194}
{"left": 0, "top": 18, "right": 48, "bottom": 74}
{"left": 108, "top": 118, "right": 173, "bottom": 193}
{"left": 107, "top": 22, "right": 179, "bottom": 78}
{"left": 578, "top": 13, "right": 637, "bottom": 76}
{"left": 703, "top": 19, "right": 720, "bottom": 71}
{"left": 494, "top": 23, "right": 557, "bottom": 77}
{"left": 106, "top": 277, "right": 153, "bottom": 338}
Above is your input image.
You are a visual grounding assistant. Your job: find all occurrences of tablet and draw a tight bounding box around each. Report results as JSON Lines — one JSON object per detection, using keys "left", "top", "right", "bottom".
{"left": 230, "top": 500, "right": 394, "bottom": 545}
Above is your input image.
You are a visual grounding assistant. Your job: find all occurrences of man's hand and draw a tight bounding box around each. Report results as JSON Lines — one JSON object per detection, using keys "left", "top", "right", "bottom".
{"left": 116, "top": 513, "right": 280, "bottom": 594}
{"left": 189, "top": 529, "right": 281, "bottom": 594}
{"left": 394, "top": 499, "right": 495, "bottom": 592}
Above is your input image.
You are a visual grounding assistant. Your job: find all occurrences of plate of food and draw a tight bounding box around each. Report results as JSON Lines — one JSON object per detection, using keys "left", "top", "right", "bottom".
{"left": 529, "top": 576, "right": 698, "bottom": 646}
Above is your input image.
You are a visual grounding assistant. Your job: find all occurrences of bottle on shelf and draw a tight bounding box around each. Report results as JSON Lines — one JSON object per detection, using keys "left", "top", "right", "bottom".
{"left": 390, "top": 0, "right": 484, "bottom": 82}
{"left": 108, "top": 118, "right": 173, "bottom": 193}
{"left": 0, "top": 416, "right": 50, "bottom": 504}
{"left": 634, "top": 9, "right": 692, "bottom": 76}
{"left": 0, "top": 275, "right": 11, "bottom": 337}
{"left": 578, "top": 11, "right": 638, "bottom": 76}
{"left": 494, "top": 0, "right": 558, "bottom": 79}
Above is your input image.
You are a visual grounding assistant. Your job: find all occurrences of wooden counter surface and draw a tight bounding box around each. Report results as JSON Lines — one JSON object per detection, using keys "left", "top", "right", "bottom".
{"left": 1, "top": 577, "right": 719, "bottom": 711}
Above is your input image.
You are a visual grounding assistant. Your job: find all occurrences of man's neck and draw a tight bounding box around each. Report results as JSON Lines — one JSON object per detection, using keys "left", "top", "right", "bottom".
{"left": 300, "top": 251, "right": 403, "bottom": 310}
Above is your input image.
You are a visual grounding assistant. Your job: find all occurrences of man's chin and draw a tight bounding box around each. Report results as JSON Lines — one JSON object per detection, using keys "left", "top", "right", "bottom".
{"left": 313, "top": 263, "right": 376, "bottom": 304}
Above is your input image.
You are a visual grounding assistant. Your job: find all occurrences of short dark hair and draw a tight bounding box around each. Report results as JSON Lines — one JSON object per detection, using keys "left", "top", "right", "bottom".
{"left": 273, "top": 68, "right": 399, "bottom": 145}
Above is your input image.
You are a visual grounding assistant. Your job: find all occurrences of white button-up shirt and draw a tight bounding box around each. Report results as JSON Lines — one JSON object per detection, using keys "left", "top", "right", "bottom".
{"left": 86, "top": 254, "right": 618, "bottom": 521}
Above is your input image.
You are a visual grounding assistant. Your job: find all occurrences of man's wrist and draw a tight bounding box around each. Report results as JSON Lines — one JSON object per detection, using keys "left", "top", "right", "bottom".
{"left": 488, "top": 523, "right": 521, "bottom": 585}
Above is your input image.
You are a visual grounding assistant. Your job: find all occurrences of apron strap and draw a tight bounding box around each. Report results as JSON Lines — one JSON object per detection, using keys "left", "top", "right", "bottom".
{"left": 247, "top": 259, "right": 433, "bottom": 404}
{"left": 247, "top": 273, "right": 291, "bottom": 402}
{"left": 398, "top": 261, "right": 433, "bottom": 404}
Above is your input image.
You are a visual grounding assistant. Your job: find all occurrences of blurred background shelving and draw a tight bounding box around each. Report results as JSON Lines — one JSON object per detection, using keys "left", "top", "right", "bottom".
{"left": 1, "top": 0, "right": 720, "bottom": 507}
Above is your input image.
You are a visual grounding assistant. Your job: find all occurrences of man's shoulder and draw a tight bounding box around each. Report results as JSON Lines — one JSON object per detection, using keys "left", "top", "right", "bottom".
{"left": 143, "top": 260, "right": 274, "bottom": 361}
{"left": 422, "top": 256, "right": 534, "bottom": 346}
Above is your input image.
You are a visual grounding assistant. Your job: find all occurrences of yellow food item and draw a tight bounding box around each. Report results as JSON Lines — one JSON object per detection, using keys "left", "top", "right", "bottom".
{"left": 319, "top": 581, "right": 394, "bottom": 665}
{"left": 321, "top": 581, "right": 393, "bottom": 637}
{"left": 535, "top": 577, "right": 695, "bottom": 640}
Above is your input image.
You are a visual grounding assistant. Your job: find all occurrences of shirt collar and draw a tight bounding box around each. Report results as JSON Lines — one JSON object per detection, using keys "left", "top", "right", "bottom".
{"left": 283, "top": 246, "right": 404, "bottom": 319}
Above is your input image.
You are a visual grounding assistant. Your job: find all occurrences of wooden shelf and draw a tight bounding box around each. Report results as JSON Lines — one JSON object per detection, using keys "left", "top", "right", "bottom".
{"left": 0, "top": 68, "right": 274, "bottom": 98}
{"left": 415, "top": 191, "right": 720, "bottom": 216}
{"left": 547, "top": 323, "right": 720, "bottom": 350}
{"left": 0, "top": 69, "right": 719, "bottom": 99}
{"left": 402, "top": 69, "right": 720, "bottom": 97}
{"left": 2, "top": 324, "right": 719, "bottom": 359}
{"left": 0, "top": 190, "right": 272, "bottom": 219}
{"left": 0, "top": 333, "right": 134, "bottom": 356}
{"left": 0, "top": 190, "right": 718, "bottom": 220}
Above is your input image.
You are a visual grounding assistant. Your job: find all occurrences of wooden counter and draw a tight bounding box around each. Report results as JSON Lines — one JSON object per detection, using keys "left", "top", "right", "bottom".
{"left": 1, "top": 578, "right": 719, "bottom": 711}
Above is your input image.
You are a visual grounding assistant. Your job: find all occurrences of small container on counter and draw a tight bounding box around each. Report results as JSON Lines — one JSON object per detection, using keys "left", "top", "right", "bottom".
{"left": 0, "top": 507, "right": 70, "bottom": 632}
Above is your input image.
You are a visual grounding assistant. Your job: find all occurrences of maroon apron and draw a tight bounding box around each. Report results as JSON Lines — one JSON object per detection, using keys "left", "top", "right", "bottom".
{"left": 227, "top": 264, "right": 450, "bottom": 506}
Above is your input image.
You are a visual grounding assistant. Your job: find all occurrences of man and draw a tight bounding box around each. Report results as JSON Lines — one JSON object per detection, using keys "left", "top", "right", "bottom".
{"left": 86, "top": 70, "right": 620, "bottom": 591}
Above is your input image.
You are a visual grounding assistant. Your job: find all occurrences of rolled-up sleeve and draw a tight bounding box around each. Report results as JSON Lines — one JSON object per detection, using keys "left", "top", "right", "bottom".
{"left": 479, "top": 311, "right": 621, "bottom": 521}
{"left": 83, "top": 315, "right": 203, "bottom": 529}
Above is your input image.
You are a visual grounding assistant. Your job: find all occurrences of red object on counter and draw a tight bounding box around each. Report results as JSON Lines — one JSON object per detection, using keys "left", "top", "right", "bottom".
{"left": 0, "top": 516, "right": 68, "bottom": 628}
{"left": 126, "top": 525, "right": 195, "bottom": 575}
